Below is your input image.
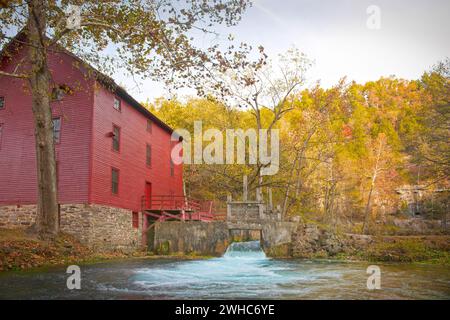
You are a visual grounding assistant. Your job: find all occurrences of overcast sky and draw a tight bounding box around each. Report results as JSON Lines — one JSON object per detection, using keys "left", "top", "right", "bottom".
{"left": 115, "top": 0, "right": 450, "bottom": 103}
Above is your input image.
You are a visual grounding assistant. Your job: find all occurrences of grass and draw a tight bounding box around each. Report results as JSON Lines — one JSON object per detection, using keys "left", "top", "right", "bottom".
{"left": 364, "top": 238, "right": 450, "bottom": 264}
{"left": 336, "top": 236, "right": 450, "bottom": 265}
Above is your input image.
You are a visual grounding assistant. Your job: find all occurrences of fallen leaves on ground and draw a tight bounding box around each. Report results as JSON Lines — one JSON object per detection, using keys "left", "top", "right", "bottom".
{"left": 0, "top": 229, "right": 146, "bottom": 272}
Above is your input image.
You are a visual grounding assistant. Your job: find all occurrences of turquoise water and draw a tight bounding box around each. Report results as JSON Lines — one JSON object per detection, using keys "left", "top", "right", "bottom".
{"left": 0, "top": 241, "right": 449, "bottom": 299}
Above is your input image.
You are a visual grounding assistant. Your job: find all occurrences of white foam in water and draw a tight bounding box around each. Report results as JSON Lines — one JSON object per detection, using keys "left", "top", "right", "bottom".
{"left": 64, "top": 239, "right": 450, "bottom": 299}
{"left": 126, "top": 241, "right": 360, "bottom": 299}
{"left": 223, "top": 240, "right": 267, "bottom": 260}
{"left": 130, "top": 241, "right": 274, "bottom": 294}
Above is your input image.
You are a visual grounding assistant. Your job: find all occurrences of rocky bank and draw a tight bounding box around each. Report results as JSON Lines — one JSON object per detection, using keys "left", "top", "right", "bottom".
{"left": 288, "top": 222, "right": 450, "bottom": 264}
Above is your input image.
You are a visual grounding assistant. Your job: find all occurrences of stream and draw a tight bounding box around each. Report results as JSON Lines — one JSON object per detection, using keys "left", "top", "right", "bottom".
{"left": 0, "top": 241, "right": 449, "bottom": 299}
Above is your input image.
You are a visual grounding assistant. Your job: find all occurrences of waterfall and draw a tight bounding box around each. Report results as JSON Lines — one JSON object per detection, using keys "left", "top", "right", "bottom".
{"left": 223, "top": 241, "right": 267, "bottom": 259}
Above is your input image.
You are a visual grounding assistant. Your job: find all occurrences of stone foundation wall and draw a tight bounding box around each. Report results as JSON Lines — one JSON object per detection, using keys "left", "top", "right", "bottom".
{"left": 0, "top": 205, "right": 37, "bottom": 228}
{"left": 60, "top": 204, "right": 141, "bottom": 252}
{"left": 0, "top": 204, "right": 141, "bottom": 252}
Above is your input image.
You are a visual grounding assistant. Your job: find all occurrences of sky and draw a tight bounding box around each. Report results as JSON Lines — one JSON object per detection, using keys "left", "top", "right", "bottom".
{"left": 113, "top": 0, "right": 450, "bottom": 103}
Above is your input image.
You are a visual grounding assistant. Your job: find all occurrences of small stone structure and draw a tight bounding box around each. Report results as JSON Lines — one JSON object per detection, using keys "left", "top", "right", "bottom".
{"left": 226, "top": 201, "right": 282, "bottom": 222}
{"left": 226, "top": 176, "right": 282, "bottom": 222}
{"left": 0, "top": 204, "right": 141, "bottom": 252}
{"left": 152, "top": 220, "right": 297, "bottom": 257}
{"left": 151, "top": 176, "right": 299, "bottom": 257}
{"left": 224, "top": 176, "right": 296, "bottom": 254}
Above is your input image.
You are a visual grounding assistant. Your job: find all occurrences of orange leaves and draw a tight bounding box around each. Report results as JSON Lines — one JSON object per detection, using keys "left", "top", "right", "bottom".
{"left": 342, "top": 124, "right": 353, "bottom": 139}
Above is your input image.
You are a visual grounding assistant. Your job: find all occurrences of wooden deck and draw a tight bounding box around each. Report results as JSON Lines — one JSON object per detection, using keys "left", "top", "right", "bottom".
{"left": 140, "top": 195, "right": 227, "bottom": 247}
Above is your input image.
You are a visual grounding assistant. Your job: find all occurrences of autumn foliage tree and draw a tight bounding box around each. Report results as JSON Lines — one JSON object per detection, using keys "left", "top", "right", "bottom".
{"left": 152, "top": 64, "right": 449, "bottom": 234}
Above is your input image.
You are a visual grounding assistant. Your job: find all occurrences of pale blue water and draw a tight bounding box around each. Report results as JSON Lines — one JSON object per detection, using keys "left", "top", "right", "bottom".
{"left": 0, "top": 241, "right": 449, "bottom": 299}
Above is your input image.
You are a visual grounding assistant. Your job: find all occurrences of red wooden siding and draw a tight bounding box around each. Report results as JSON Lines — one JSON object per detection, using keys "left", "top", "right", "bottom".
{"left": 90, "top": 84, "right": 183, "bottom": 212}
{"left": 0, "top": 41, "right": 183, "bottom": 211}
{"left": 0, "top": 44, "right": 93, "bottom": 205}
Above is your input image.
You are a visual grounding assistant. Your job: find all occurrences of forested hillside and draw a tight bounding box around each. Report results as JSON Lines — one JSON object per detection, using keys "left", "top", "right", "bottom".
{"left": 147, "top": 59, "right": 449, "bottom": 234}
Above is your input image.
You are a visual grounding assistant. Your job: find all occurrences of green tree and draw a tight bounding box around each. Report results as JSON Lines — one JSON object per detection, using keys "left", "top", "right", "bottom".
{"left": 417, "top": 59, "right": 450, "bottom": 183}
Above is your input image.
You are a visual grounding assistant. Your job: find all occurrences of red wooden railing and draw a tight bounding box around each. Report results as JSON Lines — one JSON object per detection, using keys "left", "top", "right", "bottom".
{"left": 147, "top": 195, "right": 201, "bottom": 212}
{"left": 141, "top": 195, "right": 225, "bottom": 222}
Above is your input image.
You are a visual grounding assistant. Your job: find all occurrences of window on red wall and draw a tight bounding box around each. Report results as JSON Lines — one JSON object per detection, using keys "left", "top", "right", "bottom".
{"left": 147, "top": 119, "right": 152, "bottom": 133}
{"left": 52, "top": 117, "right": 61, "bottom": 144}
{"left": 146, "top": 144, "right": 152, "bottom": 167}
{"left": 112, "top": 125, "right": 120, "bottom": 152}
{"left": 113, "top": 97, "right": 121, "bottom": 111}
{"left": 0, "top": 124, "right": 3, "bottom": 149}
{"left": 0, "top": 97, "right": 4, "bottom": 110}
{"left": 111, "top": 168, "right": 119, "bottom": 195}
{"left": 132, "top": 212, "right": 139, "bottom": 229}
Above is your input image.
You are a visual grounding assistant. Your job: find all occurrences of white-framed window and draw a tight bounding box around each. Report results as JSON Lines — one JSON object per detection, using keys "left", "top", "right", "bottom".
{"left": 113, "top": 97, "right": 121, "bottom": 111}
{"left": 52, "top": 117, "right": 61, "bottom": 144}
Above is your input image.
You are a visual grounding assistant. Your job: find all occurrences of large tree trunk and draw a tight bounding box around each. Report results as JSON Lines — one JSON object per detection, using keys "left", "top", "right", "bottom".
{"left": 28, "top": 0, "right": 59, "bottom": 239}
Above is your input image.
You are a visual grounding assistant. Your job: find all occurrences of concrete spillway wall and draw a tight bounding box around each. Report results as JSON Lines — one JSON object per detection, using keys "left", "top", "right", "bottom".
{"left": 152, "top": 221, "right": 298, "bottom": 257}
{"left": 152, "top": 221, "right": 230, "bottom": 256}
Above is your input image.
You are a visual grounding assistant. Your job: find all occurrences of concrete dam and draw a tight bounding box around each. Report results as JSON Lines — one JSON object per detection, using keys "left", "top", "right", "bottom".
{"left": 149, "top": 195, "right": 298, "bottom": 257}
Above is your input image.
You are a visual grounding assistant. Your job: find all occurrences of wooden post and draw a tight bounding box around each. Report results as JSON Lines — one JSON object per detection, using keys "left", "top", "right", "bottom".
{"left": 268, "top": 187, "right": 273, "bottom": 210}
{"left": 141, "top": 212, "right": 147, "bottom": 248}
{"left": 256, "top": 187, "right": 262, "bottom": 202}
{"left": 243, "top": 175, "right": 248, "bottom": 201}
{"left": 227, "top": 194, "right": 232, "bottom": 221}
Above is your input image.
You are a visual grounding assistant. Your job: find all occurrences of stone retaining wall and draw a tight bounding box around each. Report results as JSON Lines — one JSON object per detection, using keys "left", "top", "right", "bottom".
{"left": 0, "top": 204, "right": 141, "bottom": 252}
{"left": 153, "top": 221, "right": 229, "bottom": 256}
{"left": 261, "top": 221, "right": 298, "bottom": 256}
{"left": 229, "top": 229, "right": 261, "bottom": 242}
